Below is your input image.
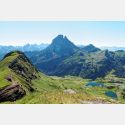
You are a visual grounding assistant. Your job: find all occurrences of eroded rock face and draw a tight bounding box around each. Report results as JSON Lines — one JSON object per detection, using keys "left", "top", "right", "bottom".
{"left": 9, "top": 55, "right": 38, "bottom": 80}
{"left": 1, "top": 75, "right": 26, "bottom": 102}
{"left": 0, "top": 84, "right": 26, "bottom": 102}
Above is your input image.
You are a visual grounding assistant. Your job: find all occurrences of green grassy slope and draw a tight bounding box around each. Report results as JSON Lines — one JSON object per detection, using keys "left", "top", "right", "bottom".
{"left": 2, "top": 74, "right": 122, "bottom": 104}
{"left": 0, "top": 51, "right": 39, "bottom": 102}
{"left": 0, "top": 52, "right": 18, "bottom": 87}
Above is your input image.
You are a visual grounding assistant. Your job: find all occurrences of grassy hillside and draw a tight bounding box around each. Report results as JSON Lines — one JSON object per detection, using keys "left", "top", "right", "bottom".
{"left": 0, "top": 51, "right": 39, "bottom": 102}
{"left": 2, "top": 73, "right": 124, "bottom": 104}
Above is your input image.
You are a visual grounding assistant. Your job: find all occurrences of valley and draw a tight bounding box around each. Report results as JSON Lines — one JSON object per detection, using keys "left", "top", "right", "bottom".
{"left": 1, "top": 35, "right": 125, "bottom": 104}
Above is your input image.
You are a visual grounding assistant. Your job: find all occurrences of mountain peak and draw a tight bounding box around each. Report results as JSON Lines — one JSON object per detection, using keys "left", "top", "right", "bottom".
{"left": 52, "top": 35, "right": 71, "bottom": 45}
{"left": 55, "top": 34, "right": 64, "bottom": 38}
{"left": 83, "top": 44, "right": 101, "bottom": 52}
{"left": 88, "top": 44, "right": 95, "bottom": 47}
{"left": 54, "top": 34, "right": 67, "bottom": 39}
{"left": 44, "top": 35, "right": 79, "bottom": 57}
{"left": 34, "top": 35, "right": 79, "bottom": 73}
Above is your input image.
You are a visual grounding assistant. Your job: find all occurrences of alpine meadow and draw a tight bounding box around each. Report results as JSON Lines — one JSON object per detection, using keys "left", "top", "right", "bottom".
{"left": 0, "top": 21, "right": 125, "bottom": 104}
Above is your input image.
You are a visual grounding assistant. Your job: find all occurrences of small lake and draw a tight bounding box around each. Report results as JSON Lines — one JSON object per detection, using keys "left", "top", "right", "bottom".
{"left": 86, "top": 81, "right": 105, "bottom": 87}
{"left": 105, "top": 91, "right": 117, "bottom": 99}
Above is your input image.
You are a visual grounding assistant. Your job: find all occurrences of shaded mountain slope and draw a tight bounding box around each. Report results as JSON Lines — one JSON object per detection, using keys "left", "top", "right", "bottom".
{"left": 53, "top": 50, "right": 125, "bottom": 79}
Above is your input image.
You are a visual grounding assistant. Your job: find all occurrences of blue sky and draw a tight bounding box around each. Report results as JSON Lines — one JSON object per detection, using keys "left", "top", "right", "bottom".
{"left": 0, "top": 21, "right": 125, "bottom": 47}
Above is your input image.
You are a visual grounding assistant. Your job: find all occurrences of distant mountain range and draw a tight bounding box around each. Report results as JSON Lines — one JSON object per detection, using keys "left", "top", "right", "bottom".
{"left": 100, "top": 46, "right": 125, "bottom": 51}
{"left": 1, "top": 38, "right": 125, "bottom": 60}
{"left": 0, "top": 43, "right": 49, "bottom": 60}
